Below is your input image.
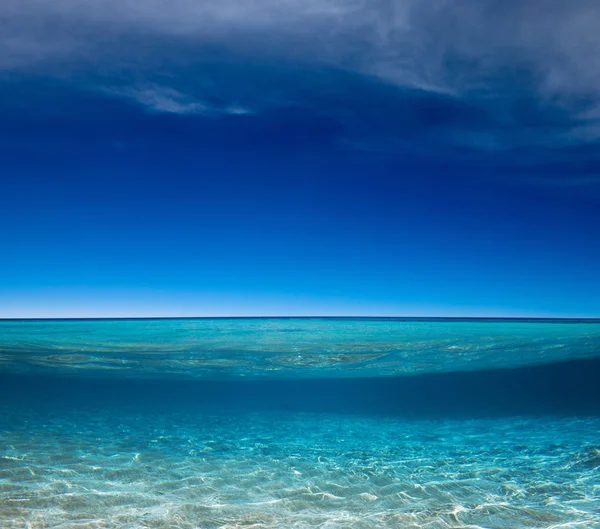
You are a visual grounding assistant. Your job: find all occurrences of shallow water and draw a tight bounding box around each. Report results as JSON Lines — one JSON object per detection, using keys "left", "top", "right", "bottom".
{"left": 1, "top": 318, "right": 599, "bottom": 528}
{"left": 2, "top": 318, "right": 600, "bottom": 379}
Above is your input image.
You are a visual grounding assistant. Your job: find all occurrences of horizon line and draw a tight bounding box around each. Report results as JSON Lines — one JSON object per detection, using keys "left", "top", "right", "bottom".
{"left": 2, "top": 316, "right": 600, "bottom": 323}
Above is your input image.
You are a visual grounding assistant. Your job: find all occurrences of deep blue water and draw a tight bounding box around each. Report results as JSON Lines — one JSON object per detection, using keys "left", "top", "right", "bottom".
{"left": 1, "top": 318, "right": 599, "bottom": 528}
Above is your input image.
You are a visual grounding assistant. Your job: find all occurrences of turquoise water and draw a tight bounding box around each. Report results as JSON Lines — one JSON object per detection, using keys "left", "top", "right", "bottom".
{"left": 2, "top": 317, "right": 600, "bottom": 379}
{"left": 1, "top": 318, "right": 599, "bottom": 528}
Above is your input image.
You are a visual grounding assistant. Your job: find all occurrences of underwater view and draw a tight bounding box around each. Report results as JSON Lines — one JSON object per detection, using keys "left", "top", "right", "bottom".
{"left": 1, "top": 317, "right": 599, "bottom": 528}
{"left": 4, "top": 0, "right": 600, "bottom": 527}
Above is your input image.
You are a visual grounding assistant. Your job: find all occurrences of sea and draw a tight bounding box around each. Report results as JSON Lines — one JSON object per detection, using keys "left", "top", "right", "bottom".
{"left": 0, "top": 317, "right": 599, "bottom": 528}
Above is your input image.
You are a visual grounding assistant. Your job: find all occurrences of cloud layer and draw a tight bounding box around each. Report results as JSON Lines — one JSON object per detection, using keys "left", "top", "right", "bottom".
{"left": 2, "top": 0, "right": 600, "bottom": 171}
{"left": 3, "top": 0, "right": 599, "bottom": 91}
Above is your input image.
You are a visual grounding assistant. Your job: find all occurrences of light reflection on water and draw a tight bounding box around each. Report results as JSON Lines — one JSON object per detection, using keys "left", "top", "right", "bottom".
{"left": 1, "top": 407, "right": 599, "bottom": 529}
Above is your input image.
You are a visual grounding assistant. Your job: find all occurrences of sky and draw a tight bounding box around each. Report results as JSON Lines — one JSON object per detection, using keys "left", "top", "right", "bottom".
{"left": 1, "top": 0, "right": 600, "bottom": 318}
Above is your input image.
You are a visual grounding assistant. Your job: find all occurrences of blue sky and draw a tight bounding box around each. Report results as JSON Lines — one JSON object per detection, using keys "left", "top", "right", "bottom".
{"left": 1, "top": 0, "right": 600, "bottom": 318}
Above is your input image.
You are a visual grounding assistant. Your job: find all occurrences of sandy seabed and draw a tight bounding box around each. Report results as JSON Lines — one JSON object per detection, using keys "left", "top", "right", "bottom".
{"left": 1, "top": 406, "right": 599, "bottom": 529}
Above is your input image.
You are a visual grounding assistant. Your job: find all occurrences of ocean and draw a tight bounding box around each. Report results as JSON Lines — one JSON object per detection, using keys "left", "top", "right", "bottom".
{"left": 1, "top": 318, "right": 599, "bottom": 528}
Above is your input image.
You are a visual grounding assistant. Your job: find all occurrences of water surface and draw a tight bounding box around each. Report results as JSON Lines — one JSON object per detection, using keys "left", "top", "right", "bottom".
{"left": 1, "top": 318, "right": 599, "bottom": 528}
